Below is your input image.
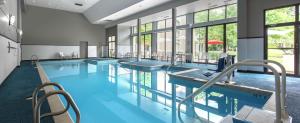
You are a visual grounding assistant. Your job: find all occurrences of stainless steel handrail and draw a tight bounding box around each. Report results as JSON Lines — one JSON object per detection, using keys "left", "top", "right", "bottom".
{"left": 33, "top": 90, "right": 80, "bottom": 123}
{"left": 177, "top": 60, "right": 283, "bottom": 123}
{"left": 241, "top": 59, "right": 288, "bottom": 118}
{"left": 32, "top": 83, "right": 70, "bottom": 119}
{"left": 31, "top": 55, "right": 39, "bottom": 65}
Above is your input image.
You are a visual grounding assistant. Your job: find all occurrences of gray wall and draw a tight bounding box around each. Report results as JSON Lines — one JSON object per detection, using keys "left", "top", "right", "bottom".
{"left": 22, "top": 6, "right": 105, "bottom": 46}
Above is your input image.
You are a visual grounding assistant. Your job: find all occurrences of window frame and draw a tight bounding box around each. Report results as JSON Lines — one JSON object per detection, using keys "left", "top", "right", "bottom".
{"left": 193, "top": 3, "right": 238, "bottom": 24}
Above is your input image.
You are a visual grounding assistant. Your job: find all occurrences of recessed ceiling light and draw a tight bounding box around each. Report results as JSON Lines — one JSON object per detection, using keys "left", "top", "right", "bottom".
{"left": 75, "top": 3, "right": 83, "bottom": 6}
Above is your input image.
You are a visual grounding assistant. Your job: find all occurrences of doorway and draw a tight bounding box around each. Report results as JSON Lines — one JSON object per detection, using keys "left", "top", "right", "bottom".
{"left": 265, "top": 5, "right": 300, "bottom": 75}
{"left": 80, "top": 41, "right": 88, "bottom": 58}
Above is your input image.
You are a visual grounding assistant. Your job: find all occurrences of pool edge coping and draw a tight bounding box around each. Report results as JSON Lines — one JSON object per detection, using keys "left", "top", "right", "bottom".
{"left": 36, "top": 62, "right": 74, "bottom": 123}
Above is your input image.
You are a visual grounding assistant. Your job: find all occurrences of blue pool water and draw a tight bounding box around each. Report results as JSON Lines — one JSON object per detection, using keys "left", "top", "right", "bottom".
{"left": 40, "top": 60, "right": 271, "bottom": 123}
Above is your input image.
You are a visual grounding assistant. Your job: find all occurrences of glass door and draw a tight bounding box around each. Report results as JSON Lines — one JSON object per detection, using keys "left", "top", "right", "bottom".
{"left": 193, "top": 27, "right": 207, "bottom": 62}
{"left": 208, "top": 25, "right": 224, "bottom": 63}
{"left": 157, "top": 32, "right": 166, "bottom": 60}
{"left": 265, "top": 5, "right": 299, "bottom": 74}
{"left": 267, "top": 26, "right": 295, "bottom": 74}
{"left": 144, "top": 34, "right": 152, "bottom": 59}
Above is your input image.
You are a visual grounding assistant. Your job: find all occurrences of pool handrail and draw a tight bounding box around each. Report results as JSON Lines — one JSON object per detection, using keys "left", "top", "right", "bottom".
{"left": 240, "top": 59, "right": 288, "bottom": 118}
{"left": 177, "top": 60, "right": 283, "bottom": 123}
{"left": 32, "top": 82, "right": 71, "bottom": 119}
{"left": 33, "top": 90, "right": 80, "bottom": 123}
{"left": 31, "top": 55, "right": 39, "bottom": 65}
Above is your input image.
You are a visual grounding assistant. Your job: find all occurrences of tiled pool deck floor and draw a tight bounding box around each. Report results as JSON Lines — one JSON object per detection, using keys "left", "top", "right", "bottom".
{"left": 0, "top": 61, "right": 299, "bottom": 123}
{"left": 0, "top": 61, "right": 54, "bottom": 123}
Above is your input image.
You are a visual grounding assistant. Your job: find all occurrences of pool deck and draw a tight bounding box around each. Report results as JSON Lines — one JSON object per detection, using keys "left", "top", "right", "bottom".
{"left": 0, "top": 60, "right": 300, "bottom": 123}
{"left": 0, "top": 61, "right": 54, "bottom": 123}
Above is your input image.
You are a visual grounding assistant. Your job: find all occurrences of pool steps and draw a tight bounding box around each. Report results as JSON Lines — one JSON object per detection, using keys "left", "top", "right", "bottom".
{"left": 176, "top": 60, "right": 291, "bottom": 123}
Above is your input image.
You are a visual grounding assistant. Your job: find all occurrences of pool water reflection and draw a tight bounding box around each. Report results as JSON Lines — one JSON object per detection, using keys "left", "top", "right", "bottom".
{"left": 40, "top": 60, "right": 270, "bottom": 123}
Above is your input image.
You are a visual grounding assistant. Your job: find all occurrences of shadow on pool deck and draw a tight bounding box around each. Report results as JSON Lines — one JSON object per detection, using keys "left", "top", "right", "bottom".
{"left": 0, "top": 61, "right": 54, "bottom": 123}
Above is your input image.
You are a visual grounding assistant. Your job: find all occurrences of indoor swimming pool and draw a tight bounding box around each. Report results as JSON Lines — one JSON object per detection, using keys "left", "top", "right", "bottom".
{"left": 39, "top": 60, "right": 271, "bottom": 123}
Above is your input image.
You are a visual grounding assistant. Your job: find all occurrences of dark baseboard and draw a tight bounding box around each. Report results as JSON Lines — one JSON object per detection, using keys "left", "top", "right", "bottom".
{"left": 237, "top": 70, "right": 265, "bottom": 74}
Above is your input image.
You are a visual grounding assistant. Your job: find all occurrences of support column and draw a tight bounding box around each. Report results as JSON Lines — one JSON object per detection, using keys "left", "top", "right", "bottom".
{"left": 171, "top": 8, "right": 177, "bottom": 65}
{"left": 137, "top": 19, "right": 141, "bottom": 61}
{"left": 152, "top": 21, "right": 158, "bottom": 60}
{"left": 186, "top": 13, "right": 193, "bottom": 63}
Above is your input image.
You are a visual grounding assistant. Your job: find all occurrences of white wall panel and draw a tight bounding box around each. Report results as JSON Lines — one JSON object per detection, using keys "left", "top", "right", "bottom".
{"left": 21, "top": 45, "right": 80, "bottom": 60}
{"left": 237, "top": 38, "right": 264, "bottom": 72}
{"left": 0, "top": 36, "right": 19, "bottom": 84}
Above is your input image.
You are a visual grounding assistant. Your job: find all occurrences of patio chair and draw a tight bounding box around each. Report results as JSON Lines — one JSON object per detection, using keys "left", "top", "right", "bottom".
{"left": 58, "top": 52, "right": 65, "bottom": 59}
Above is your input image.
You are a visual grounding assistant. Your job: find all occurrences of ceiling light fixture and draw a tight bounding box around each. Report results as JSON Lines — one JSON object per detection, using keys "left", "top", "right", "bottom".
{"left": 9, "top": 14, "right": 15, "bottom": 26}
{"left": 17, "top": 29, "right": 23, "bottom": 36}
{"left": 75, "top": 3, "right": 83, "bottom": 6}
{"left": 0, "top": 0, "right": 6, "bottom": 5}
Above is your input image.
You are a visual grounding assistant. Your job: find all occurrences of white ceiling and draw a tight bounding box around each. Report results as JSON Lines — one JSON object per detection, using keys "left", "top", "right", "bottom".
{"left": 121, "top": 0, "right": 237, "bottom": 26}
{"left": 25, "top": 0, "right": 101, "bottom": 13}
{"left": 25, "top": 0, "right": 237, "bottom": 26}
{"left": 94, "top": 0, "right": 171, "bottom": 24}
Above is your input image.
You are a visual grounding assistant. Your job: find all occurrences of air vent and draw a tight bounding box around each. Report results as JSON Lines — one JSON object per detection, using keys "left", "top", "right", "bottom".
{"left": 75, "top": 3, "right": 83, "bottom": 6}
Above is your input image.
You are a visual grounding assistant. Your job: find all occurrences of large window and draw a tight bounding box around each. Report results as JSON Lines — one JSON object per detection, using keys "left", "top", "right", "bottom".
{"left": 209, "top": 7, "right": 225, "bottom": 21}
{"left": 140, "top": 34, "right": 152, "bottom": 58}
{"left": 88, "top": 46, "right": 97, "bottom": 57}
{"left": 146, "top": 23, "right": 153, "bottom": 32}
{"left": 157, "top": 31, "right": 172, "bottom": 60}
{"left": 108, "top": 36, "right": 116, "bottom": 58}
{"left": 226, "top": 4, "right": 237, "bottom": 18}
{"left": 132, "top": 26, "right": 137, "bottom": 34}
{"left": 140, "top": 24, "right": 146, "bottom": 33}
{"left": 194, "top": 10, "right": 208, "bottom": 24}
{"left": 226, "top": 23, "right": 238, "bottom": 56}
{"left": 194, "top": 4, "right": 237, "bottom": 24}
{"left": 177, "top": 16, "right": 187, "bottom": 26}
{"left": 157, "top": 20, "right": 166, "bottom": 29}
{"left": 193, "top": 27, "right": 206, "bottom": 62}
{"left": 166, "top": 19, "right": 172, "bottom": 28}
{"left": 157, "top": 32, "right": 165, "bottom": 60}
{"left": 140, "top": 23, "right": 153, "bottom": 33}
{"left": 208, "top": 25, "right": 224, "bottom": 62}
{"left": 132, "top": 36, "right": 138, "bottom": 57}
{"left": 176, "top": 29, "right": 186, "bottom": 54}
{"left": 265, "top": 6, "right": 295, "bottom": 25}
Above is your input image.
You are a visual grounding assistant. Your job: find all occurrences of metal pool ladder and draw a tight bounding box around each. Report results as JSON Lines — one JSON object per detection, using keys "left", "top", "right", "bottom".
{"left": 177, "top": 59, "right": 288, "bottom": 123}
{"left": 32, "top": 83, "right": 80, "bottom": 123}
{"left": 31, "top": 55, "right": 39, "bottom": 65}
